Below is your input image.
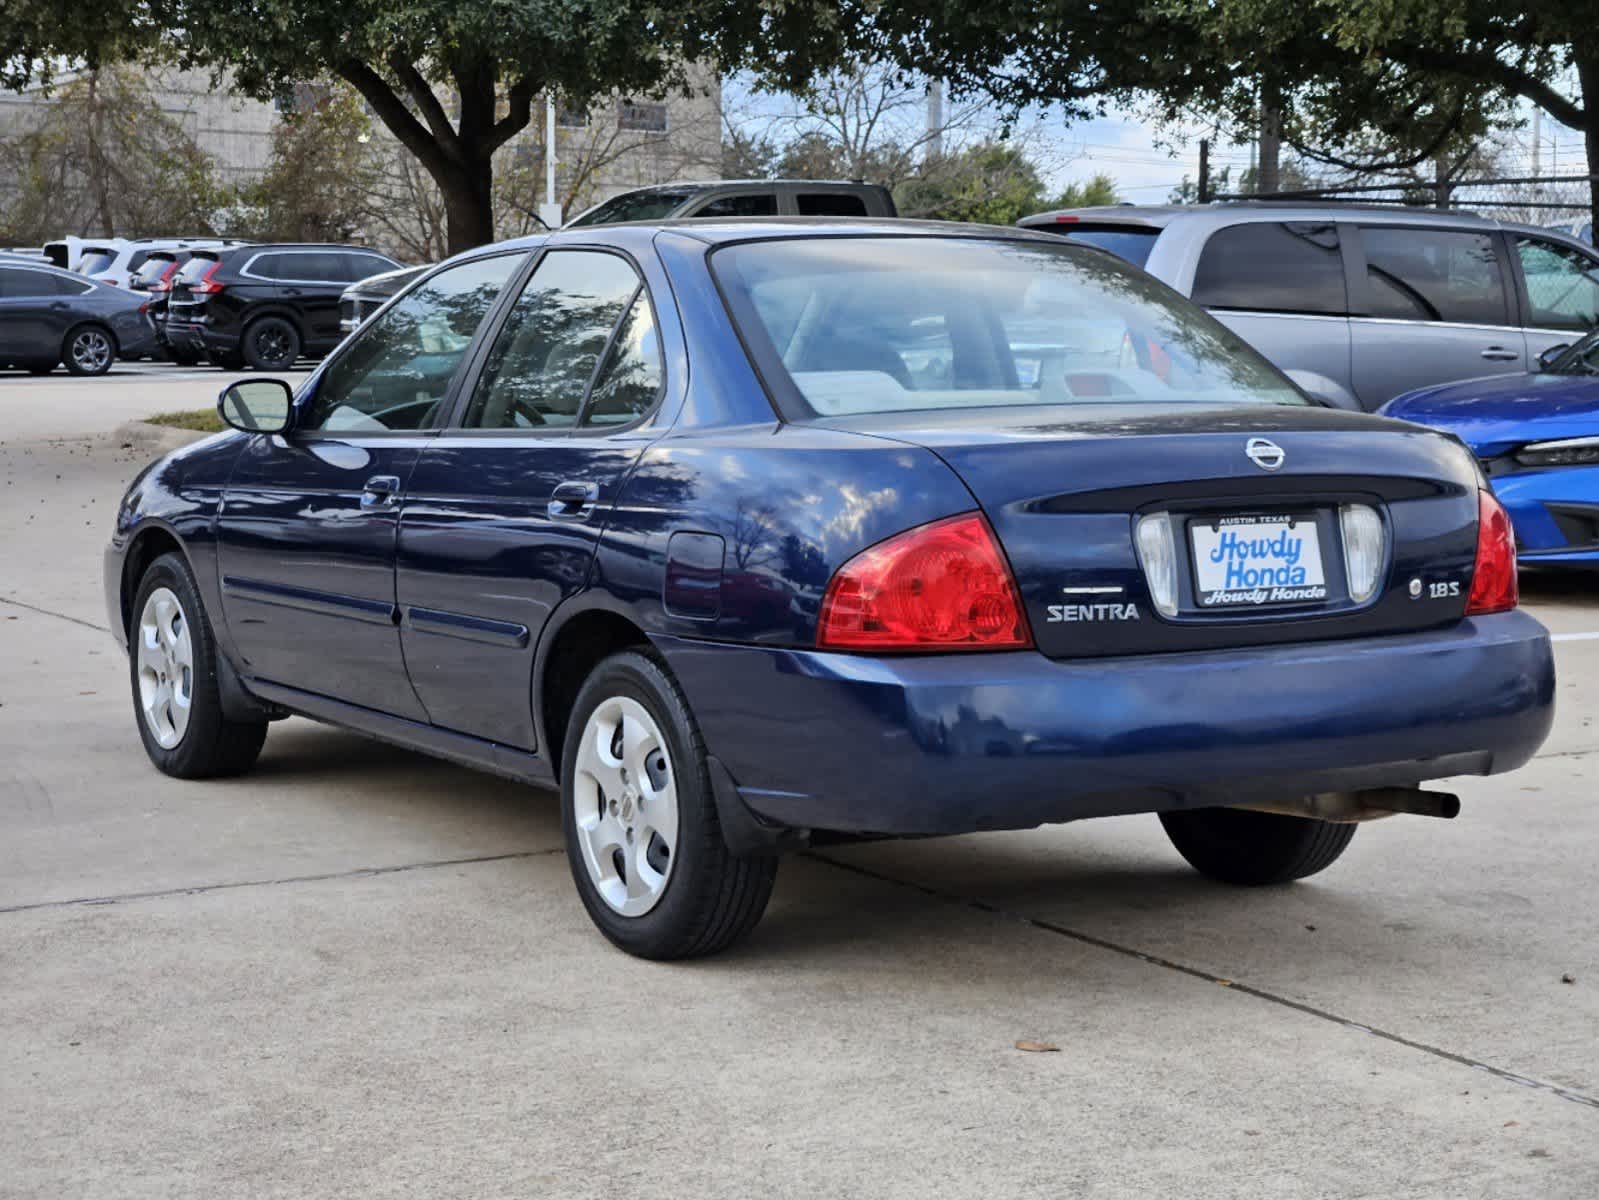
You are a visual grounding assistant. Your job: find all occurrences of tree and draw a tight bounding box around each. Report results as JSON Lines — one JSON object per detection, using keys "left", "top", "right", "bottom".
{"left": 0, "top": 66, "right": 224, "bottom": 242}
{"left": 897, "top": 141, "right": 1049, "bottom": 224}
{"left": 0, "top": 0, "right": 849, "bottom": 253}
{"left": 1050, "top": 172, "right": 1119, "bottom": 209}
{"left": 233, "top": 88, "right": 387, "bottom": 244}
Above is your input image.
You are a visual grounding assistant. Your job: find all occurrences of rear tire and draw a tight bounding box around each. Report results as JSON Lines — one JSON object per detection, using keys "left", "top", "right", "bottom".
{"left": 561, "top": 649, "right": 776, "bottom": 959}
{"left": 130, "top": 553, "right": 268, "bottom": 778}
{"left": 242, "top": 316, "right": 301, "bottom": 371}
{"left": 1159, "top": 806, "right": 1357, "bottom": 885}
{"left": 62, "top": 325, "right": 115, "bottom": 376}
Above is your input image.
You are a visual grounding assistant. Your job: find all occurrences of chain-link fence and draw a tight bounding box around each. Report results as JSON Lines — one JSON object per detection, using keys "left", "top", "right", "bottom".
{"left": 1213, "top": 173, "right": 1598, "bottom": 234}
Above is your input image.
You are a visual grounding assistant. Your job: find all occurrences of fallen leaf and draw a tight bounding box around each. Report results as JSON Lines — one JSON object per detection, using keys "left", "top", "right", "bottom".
{"left": 1528, "top": 1149, "right": 1551, "bottom": 1159}
{"left": 1014, "top": 1039, "right": 1060, "bottom": 1053}
{"left": 1504, "top": 1121, "right": 1519, "bottom": 1128}
{"left": 1304, "top": 924, "right": 1317, "bottom": 932}
{"left": 1561, "top": 973, "right": 1576, "bottom": 985}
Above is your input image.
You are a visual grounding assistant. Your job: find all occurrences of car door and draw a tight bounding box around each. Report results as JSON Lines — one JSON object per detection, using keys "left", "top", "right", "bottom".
{"left": 0, "top": 266, "right": 74, "bottom": 360}
{"left": 1509, "top": 233, "right": 1599, "bottom": 364}
{"left": 213, "top": 252, "right": 525, "bottom": 716}
{"left": 396, "top": 248, "right": 669, "bottom": 750}
{"left": 1346, "top": 224, "right": 1524, "bottom": 409}
{"left": 1187, "top": 220, "right": 1355, "bottom": 406}
{"left": 271, "top": 250, "right": 351, "bottom": 348}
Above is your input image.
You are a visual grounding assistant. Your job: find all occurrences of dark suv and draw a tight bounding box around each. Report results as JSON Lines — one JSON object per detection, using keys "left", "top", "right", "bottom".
{"left": 164, "top": 243, "right": 402, "bottom": 370}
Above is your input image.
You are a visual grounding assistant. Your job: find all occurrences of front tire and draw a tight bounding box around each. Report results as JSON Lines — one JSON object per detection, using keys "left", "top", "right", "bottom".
{"left": 62, "top": 325, "right": 115, "bottom": 376}
{"left": 130, "top": 553, "right": 268, "bottom": 778}
{"left": 561, "top": 650, "right": 776, "bottom": 959}
{"left": 1159, "top": 806, "right": 1357, "bottom": 885}
{"left": 242, "top": 316, "right": 301, "bottom": 371}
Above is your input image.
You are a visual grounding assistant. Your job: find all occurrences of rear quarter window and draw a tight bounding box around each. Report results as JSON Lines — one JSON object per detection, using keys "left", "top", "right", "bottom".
{"left": 1191, "top": 222, "right": 1347, "bottom": 316}
{"left": 1049, "top": 225, "right": 1160, "bottom": 270}
{"left": 797, "top": 192, "right": 870, "bottom": 216}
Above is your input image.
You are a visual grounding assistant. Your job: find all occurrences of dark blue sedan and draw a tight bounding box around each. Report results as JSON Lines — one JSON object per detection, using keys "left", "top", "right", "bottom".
{"left": 1, "top": 259, "right": 159, "bottom": 375}
{"left": 1384, "top": 333, "right": 1599, "bottom": 566}
{"left": 104, "top": 221, "right": 1554, "bottom": 958}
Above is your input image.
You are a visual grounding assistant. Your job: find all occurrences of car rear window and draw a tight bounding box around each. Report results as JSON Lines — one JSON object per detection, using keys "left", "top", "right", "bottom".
{"left": 1192, "top": 222, "right": 1347, "bottom": 316}
{"left": 176, "top": 255, "right": 218, "bottom": 283}
{"left": 135, "top": 256, "right": 177, "bottom": 286}
{"left": 1044, "top": 224, "right": 1160, "bottom": 270}
{"left": 713, "top": 236, "right": 1305, "bottom": 419}
{"left": 76, "top": 249, "right": 118, "bottom": 276}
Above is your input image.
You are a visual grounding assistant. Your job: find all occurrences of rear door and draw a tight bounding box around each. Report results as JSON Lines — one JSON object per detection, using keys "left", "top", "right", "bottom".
{"left": 0, "top": 267, "right": 66, "bottom": 358}
{"left": 396, "top": 248, "right": 668, "bottom": 750}
{"left": 1347, "top": 223, "right": 1524, "bottom": 408}
{"left": 262, "top": 250, "right": 351, "bottom": 347}
{"left": 1509, "top": 232, "right": 1599, "bottom": 363}
{"left": 1188, "top": 221, "right": 1353, "bottom": 406}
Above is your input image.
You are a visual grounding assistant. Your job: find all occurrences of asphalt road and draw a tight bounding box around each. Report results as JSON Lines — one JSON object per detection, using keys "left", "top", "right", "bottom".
{"left": 2, "top": 368, "right": 1597, "bottom": 1198}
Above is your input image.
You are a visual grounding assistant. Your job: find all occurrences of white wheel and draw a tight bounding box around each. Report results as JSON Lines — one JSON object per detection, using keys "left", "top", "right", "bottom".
{"left": 571, "top": 695, "right": 679, "bottom": 917}
{"left": 135, "top": 586, "right": 194, "bottom": 749}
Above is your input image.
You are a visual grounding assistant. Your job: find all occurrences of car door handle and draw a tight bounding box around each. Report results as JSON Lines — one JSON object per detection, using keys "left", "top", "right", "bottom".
{"left": 360, "top": 475, "right": 402, "bottom": 509}
{"left": 1480, "top": 346, "right": 1520, "bottom": 361}
{"left": 548, "top": 481, "right": 599, "bottom": 521}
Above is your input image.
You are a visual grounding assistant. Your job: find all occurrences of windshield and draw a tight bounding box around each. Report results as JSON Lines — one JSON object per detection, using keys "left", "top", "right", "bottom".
{"left": 76, "top": 249, "right": 118, "bottom": 276}
{"left": 567, "top": 187, "right": 697, "bottom": 227}
{"left": 713, "top": 236, "right": 1306, "bottom": 418}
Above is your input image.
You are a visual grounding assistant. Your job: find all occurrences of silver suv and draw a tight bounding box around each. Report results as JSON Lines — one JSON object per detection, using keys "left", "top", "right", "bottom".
{"left": 1018, "top": 203, "right": 1599, "bottom": 410}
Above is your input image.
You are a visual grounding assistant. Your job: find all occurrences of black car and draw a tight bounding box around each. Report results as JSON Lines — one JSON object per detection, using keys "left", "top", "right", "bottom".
{"left": 0, "top": 260, "right": 158, "bottom": 375}
{"left": 339, "top": 264, "right": 429, "bottom": 334}
{"left": 164, "top": 243, "right": 402, "bottom": 370}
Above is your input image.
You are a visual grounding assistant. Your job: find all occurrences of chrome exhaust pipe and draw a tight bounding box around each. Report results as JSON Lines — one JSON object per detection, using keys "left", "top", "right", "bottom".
{"left": 1230, "top": 788, "right": 1460, "bottom": 823}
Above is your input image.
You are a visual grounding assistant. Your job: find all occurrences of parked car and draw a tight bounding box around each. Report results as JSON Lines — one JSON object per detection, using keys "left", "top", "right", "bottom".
{"left": 105, "top": 219, "right": 1552, "bottom": 959}
{"left": 339, "top": 264, "right": 429, "bottom": 334}
{"left": 131, "top": 250, "right": 212, "bottom": 365}
{"left": 1383, "top": 331, "right": 1599, "bottom": 566}
{"left": 1019, "top": 203, "right": 1599, "bottom": 410}
{"left": 1, "top": 248, "right": 49, "bottom": 264}
{"left": 42, "top": 236, "right": 95, "bottom": 271}
{"left": 1547, "top": 218, "right": 1593, "bottom": 245}
{"left": 163, "top": 243, "right": 403, "bottom": 370}
{"left": 75, "top": 237, "right": 232, "bottom": 290}
{"left": 0, "top": 259, "right": 157, "bottom": 375}
{"left": 566, "top": 179, "right": 897, "bottom": 227}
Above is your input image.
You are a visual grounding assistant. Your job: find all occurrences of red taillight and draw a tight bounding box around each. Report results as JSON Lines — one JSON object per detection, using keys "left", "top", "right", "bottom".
{"left": 191, "top": 262, "right": 225, "bottom": 295}
{"left": 1466, "top": 490, "right": 1518, "bottom": 616}
{"left": 817, "top": 513, "right": 1031, "bottom": 651}
{"left": 151, "top": 263, "right": 179, "bottom": 293}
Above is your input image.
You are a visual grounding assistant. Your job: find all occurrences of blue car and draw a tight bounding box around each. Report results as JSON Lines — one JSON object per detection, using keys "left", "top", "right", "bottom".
{"left": 104, "top": 221, "right": 1554, "bottom": 958}
{"left": 1384, "top": 336, "right": 1599, "bottom": 566}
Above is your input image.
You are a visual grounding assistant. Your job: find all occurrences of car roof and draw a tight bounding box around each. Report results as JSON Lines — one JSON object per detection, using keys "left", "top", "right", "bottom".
{"left": 567, "top": 216, "right": 1061, "bottom": 244}
{"left": 1016, "top": 202, "right": 1585, "bottom": 243}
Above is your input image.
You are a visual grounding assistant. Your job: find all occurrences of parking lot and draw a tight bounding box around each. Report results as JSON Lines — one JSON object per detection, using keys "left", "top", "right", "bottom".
{"left": 2, "top": 367, "right": 1598, "bottom": 1197}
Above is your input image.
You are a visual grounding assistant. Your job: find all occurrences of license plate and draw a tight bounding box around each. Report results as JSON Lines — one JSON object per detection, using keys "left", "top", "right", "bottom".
{"left": 1191, "top": 515, "right": 1327, "bottom": 608}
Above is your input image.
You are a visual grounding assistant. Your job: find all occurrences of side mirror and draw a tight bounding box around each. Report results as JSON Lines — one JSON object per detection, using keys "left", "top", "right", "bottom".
{"left": 218, "top": 379, "right": 295, "bottom": 434}
{"left": 1537, "top": 343, "right": 1572, "bottom": 372}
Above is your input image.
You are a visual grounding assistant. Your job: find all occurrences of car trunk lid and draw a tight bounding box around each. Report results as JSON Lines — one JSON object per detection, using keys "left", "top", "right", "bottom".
{"left": 823, "top": 404, "right": 1484, "bottom": 658}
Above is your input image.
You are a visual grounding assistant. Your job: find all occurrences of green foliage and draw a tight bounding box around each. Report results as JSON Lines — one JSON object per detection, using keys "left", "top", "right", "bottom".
{"left": 0, "top": 67, "right": 224, "bottom": 242}
{"left": 232, "top": 89, "right": 386, "bottom": 243}
{"left": 147, "top": 408, "right": 225, "bottom": 432}
{"left": 1049, "top": 172, "right": 1120, "bottom": 209}
{"left": 896, "top": 142, "right": 1050, "bottom": 226}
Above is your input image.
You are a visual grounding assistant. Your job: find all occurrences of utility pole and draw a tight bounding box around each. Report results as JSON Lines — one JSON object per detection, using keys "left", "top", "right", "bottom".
{"left": 1258, "top": 85, "right": 1282, "bottom": 194}
{"left": 538, "top": 95, "right": 562, "bottom": 229}
{"left": 1198, "top": 139, "right": 1211, "bottom": 204}
{"left": 925, "top": 80, "right": 944, "bottom": 161}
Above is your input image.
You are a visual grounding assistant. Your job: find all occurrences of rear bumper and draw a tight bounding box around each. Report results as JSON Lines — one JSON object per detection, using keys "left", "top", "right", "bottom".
{"left": 164, "top": 319, "right": 237, "bottom": 354}
{"left": 656, "top": 612, "right": 1555, "bottom": 836}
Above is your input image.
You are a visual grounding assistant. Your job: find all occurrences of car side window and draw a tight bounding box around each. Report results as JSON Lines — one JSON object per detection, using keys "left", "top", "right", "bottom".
{"left": 1516, "top": 237, "right": 1599, "bottom": 332}
{"left": 1190, "top": 223, "right": 1346, "bottom": 316}
{"left": 461, "top": 251, "right": 643, "bottom": 430}
{"left": 343, "top": 253, "right": 394, "bottom": 282}
{"left": 692, "top": 193, "right": 778, "bottom": 218}
{"left": 277, "top": 251, "right": 344, "bottom": 282}
{"left": 1359, "top": 227, "right": 1508, "bottom": 325}
{"left": 301, "top": 254, "right": 523, "bottom": 434}
{"left": 52, "top": 273, "right": 92, "bottom": 296}
{"left": 0, "top": 268, "right": 60, "bottom": 298}
{"left": 797, "top": 192, "right": 870, "bottom": 216}
{"left": 583, "top": 291, "right": 664, "bottom": 426}
{"left": 245, "top": 253, "right": 283, "bottom": 279}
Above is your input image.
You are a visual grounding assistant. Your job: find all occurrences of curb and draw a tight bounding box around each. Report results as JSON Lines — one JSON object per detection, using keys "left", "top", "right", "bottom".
{"left": 111, "top": 421, "right": 214, "bottom": 456}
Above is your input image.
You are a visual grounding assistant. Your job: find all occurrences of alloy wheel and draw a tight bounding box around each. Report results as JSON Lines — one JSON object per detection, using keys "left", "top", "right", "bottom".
{"left": 255, "top": 326, "right": 293, "bottom": 367}
{"left": 71, "top": 329, "right": 113, "bottom": 373}
{"left": 136, "top": 587, "right": 194, "bottom": 749}
{"left": 572, "top": 696, "right": 679, "bottom": 917}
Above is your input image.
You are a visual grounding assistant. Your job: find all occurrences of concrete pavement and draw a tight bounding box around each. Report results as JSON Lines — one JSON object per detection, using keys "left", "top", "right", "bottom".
{"left": 2, "top": 370, "right": 1597, "bottom": 1197}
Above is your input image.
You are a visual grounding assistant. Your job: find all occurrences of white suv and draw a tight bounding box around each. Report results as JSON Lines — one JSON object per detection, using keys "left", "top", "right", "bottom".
{"left": 74, "top": 238, "right": 232, "bottom": 290}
